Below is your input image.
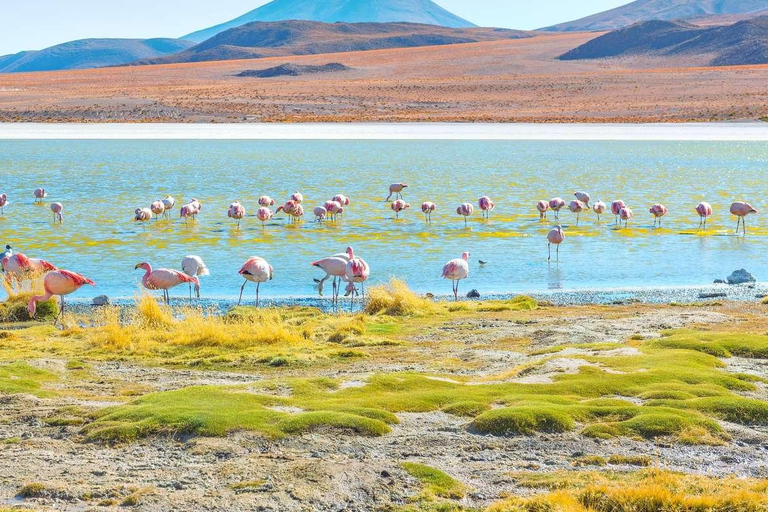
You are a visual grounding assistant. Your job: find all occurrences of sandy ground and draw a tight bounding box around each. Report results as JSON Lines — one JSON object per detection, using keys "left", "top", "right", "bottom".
{"left": 1, "top": 33, "right": 767, "bottom": 123}
{"left": 2, "top": 303, "right": 768, "bottom": 511}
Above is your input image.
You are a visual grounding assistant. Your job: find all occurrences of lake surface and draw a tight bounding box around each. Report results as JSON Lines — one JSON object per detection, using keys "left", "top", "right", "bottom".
{"left": 1, "top": 139, "right": 767, "bottom": 301}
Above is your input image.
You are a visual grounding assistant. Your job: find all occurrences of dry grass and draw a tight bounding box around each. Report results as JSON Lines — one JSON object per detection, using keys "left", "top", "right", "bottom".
{"left": 364, "top": 279, "right": 439, "bottom": 316}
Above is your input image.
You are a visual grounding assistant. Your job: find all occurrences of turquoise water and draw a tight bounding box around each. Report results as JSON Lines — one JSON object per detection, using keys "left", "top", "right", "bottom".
{"left": 1, "top": 139, "right": 767, "bottom": 301}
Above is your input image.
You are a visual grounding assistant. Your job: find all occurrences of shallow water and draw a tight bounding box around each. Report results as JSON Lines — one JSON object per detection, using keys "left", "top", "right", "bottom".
{"left": 1, "top": 139, "right": 767, "bottom": 301}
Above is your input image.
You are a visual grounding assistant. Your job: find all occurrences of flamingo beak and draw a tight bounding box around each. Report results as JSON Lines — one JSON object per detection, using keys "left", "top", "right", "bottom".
{"left": 134, "top": 263, "right": 142, "bottom": 270}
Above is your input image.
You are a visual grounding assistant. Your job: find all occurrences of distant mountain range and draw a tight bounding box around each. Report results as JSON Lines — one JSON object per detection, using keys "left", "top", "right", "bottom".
{"left": 0, "top": 38, "right": 193, "bottom": 73}
{"left": 559, "top": 16, "right": 768, "bottom": 66}
{"left": 543, "top": 0, "right": 768, "bottom": 32}
{"left": 134, "top": 20, "right": 528, "bottom": 66}
{"left": 184, "top": 0, "right": 476, "bottom": 43}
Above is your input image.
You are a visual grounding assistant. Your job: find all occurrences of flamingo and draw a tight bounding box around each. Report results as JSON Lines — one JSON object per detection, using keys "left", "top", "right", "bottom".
{"left": 257, "top": 207, "right": 273, "bottom": 227}
{"left": 568, "top": 200, "right": 585, "bottom": 225}
{"left": 421, "top": 202, "right": 436, "bottom": 223}
{"left": 50, "top": 203, "right": 63, "bottom": 224}
{"left": 391, "top": 200, "right": 410, "bottom": 218}
{"left": 291, "top": 192, "right": 304, "bottom": 204}
{"left": 0, "top": 193, "right": 7, "bottom": 215}
{"left": 478, "top": 196, "right": 495, "bottom": 219}
{"left": 189, "top": 198, "right": 202, "bottom": 214}
{"left": 237, "top": 257, "right": 273, "bottom": 307}
{"left": 547, "top": 226, "right": 565, "bottom": 262}
{"left": 276, "top": 200, "right": 298, "bottom": 219}
{"left": 730, "top": 202, "right": 758, "bottom": 235}
{"left": 574, "top": 192, "right": 591, "bottom": 207}
{"left": 228, "top": 201, "right": 246, "bottom": 227}
{"left": 258, "top": 196, "right": 275, "bottom": 207}
{"left": 592, "top": 201, "right": 606, "bottom": 222}
{"left": 180, "top": 203, "right": 198, "bottom": 223}
{"left": 324, "top": 200, "right": 343, "bottom": 221}
{"left": 649, "top": 204, "right": 668, "bottom": 227}
{"left": 135, "top": 262, "right": 198, "bottom": 305}
{"left": 619, "top": 207, "right": 634, "bottom": 228}
{"left": 2, "top": 253, "right": 56, "bottom": 291}
{"left": 135, "top": 207, "right": 152, "bottom": 226}
{"left": 162, "top": 196, "right": 175, "bottom": 218}
{"left": 289, "top": 204, "right": 305, "bottom": 223}
{"left": 313, "top": 206, "right": 327, "bottom": 222}
{"left": 333, "top": 194, "right": 350, "bottom": 207}
{"left": 696, "top": 202, "right": 713, "bottom": 229}
{"left": 151, "top": 200, "right": 165, "bottom": 219}
{"left": 457, "top": 203, "right": 474, "bottom": 225}
{"left": 27, "top": 269, "right": 95, "bottom": 321}
{"left": 386, "top": 183, "right": 408, "bottom": 201}
{"left": 536, "top": 200, "right": 549, "bottom": 219}
{"left": 345, "top": 247, "right": 370, "bottom": 309}
{"left": 181, "top": 255, "right": 209, "bottom": 299}
{"left": 549, "top": 198, "right": 566, "bottom": 220}
{"left": 611, "top": 200, "right": 625, "bottom": 225}
{"left": 442, "top": 252, "right": 470, "bottom": 301}
{"left": 34, "top": 188, "right": 47, "bottom": 203}
{"left": 312, "top": 248, "right": 352, "bottom": 304}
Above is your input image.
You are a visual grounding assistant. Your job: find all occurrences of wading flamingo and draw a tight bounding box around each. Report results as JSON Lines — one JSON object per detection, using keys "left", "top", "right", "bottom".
{"left": 134, "top": 207, "right": 152, "bottom": 226}
{"left": 547, "top": 226, "right": 565, "bottom": 262}
{"left": 345, "top": 247, "right": 370, "bottom": 308}
{"left": 135, "top": 262, "right": 198, "bottom": 305}
{"left": 34, "top": 188, "right": 47, "bottom": 203}
{"left": 574, "top": 192, "right": 591, "bottom": 207}
{"left": 291, "top": 192, "right": 304, "bottom": 204}
{"left": 289, "top": 204, "right": 305, "bottom": 223}
{"left": 189, "top": 198, "right": 202, "bottom": 214}
{"left": 696, "top": 202, "right": 713, "bottom": 229}
{"left": 228, "top": 201, "right": 246, "bottom": 227}
{"left": 0, "top": 194, "right": 7, "bottom": 215}
{"left": 611, "top": 200, "right": 625, "bottom": 225}
{"left": 537, "top": 200, "right": 549, "bottom": 219}
{"left": 592, "top": 201, "right": 606, "bottom": 222}
{"left": 619, "top": 207, "right": 634, "bottom": 228}
{"left": 151, "top": 201, "right": 165, "bottom": 219}
{"left": 324, "top": 200, "right": 343, "bottom": 221}
{"left": 313, "top": 206, "right": 327, "bottom": 222}
{"left": 179, "top": 203, "right": 198, "bottom": 223}
{"left": 478, "top": 196, "right": 495, "bottom": 219}
{"left": 2, "top": 253, "right": 56, "bottom": 291}
{"left": 238, "top": 257, "right": 273, "bottom": 307}
{"left": 386, "top": 183, "right": 408, "bottom": 201}
{"left": 457, "top": 203, "right": 474, "bottom": 225}
{"left": 312, "top": 248, "right": 352, "bottom": 304}
{"left": 649, "top": 204, "right": 668, "bottom": 227}
{"left": 421, "top": 202, "right": 436, "bottom": 223}
{"left": 549, "top": 198, "right": 565, "bottom": 220}
{"left": 50, "top": 203, "right": 63, "bottom": 224}
{"left": 276, "top": 200, "right": 298, "bottom": 219}
{"left": 442, "top": 252, "right": 470, "bottom": 301}
{"left": 730, "top": 201, "right": 758, "bottom": 235}
{"left": 259, "top": 196, "right": 275, "bottom": 207}
{"left": 27, "top": 269, "right": 95, "bottom": 321}
{"left": 391, "top": 199, "right": 410, "bottom": 218}
{"left": 162, "top": 196, "right": 175, "bottom": 219}
{"left": 257, "top": 207, "right": 273, "bottom": 227}
{"left": 181, "top": 255, "right": 209, "bottom": 299}
{"left": 333, "top": 194, "right": 350, "bottom": 207}
{"left": 568, "top": 200, "right": 585, "bottom": 225}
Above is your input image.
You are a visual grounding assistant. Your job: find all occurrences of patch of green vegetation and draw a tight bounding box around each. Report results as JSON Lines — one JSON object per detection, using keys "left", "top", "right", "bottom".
{"left": 0, "top": 362, "right": 57, "bottom": 397}
{"left": 2, "top": 437, "right": 20, "bottom": 445}
{"left": 607, "top": 454, "right": 652, "bottom": 467}
{"left": 476, "top": 296, "right": 538, "bottom": 312}
{"left": 572, "top": 455, "right": 606, "bottom": 467}
{"left": 17, "top": 482, "right": 47, "bottom": 498}
{"left": 649, "top": 330, "right": 768, "bottom": 358}
{"left": 231, "top": 480, "right": 266, "bottom": 491}
{"left": 401, "top": 462, "right": 466, "bottom": 500}
{"left": 530, "top": 342, "right": 625, "bottom": 356}
{"left": 470, "top": 407, "right": 574, "bottom": 435}
{"left": 65, "top": 359, "right": 89, "bottom": 370}
{"left": 441, "top": 401, "right": 490, "bottom": 417}
{"left": 0, "top": 295, "right": 58, "bottom": 322}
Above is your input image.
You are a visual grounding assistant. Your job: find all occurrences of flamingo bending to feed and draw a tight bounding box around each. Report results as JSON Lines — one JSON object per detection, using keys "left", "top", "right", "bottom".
{"left": 391, "top": 200, "right": 410, "bottom": 218}
{"left": 151, "top": 201, "right": 165, "bottom": 219}
{"left": 386, "top": 183, "right": 408, "bottom": 201}
{"left": 180, "top": 203, "right": 199, "bottom": 222}
{"left": 189, "top": 199, "right": 202, "bottom": 214}
{"left": 276, "top": 200, "right": 298, "bottom": 219}
{"left": 238, "top": 257, "right": 273, "bottom": 307}
{"left": 345, "top": 247, "right": 370, "bottom": 308}
{"left": 50, "top": 203, "right": 63, "bottom": 224}
{"left": 478, "top": 196, "right": 495, "bottom": 219}
{"left": 421, "top": 202, "right": 436, "bottom": 223}
{"left": 457, "top": 203, "right": 474, "bottom": 224}
{"left": 536, "top": 200, "right": 549, "bottom": 219}
{"left": 696, "top": 202, "right": 713, "bottom": 229}
{"left": 730, "top": 202, "right": 758, "bottom": 235}
{"left": 324, "top": 200, "right": 343, "bottom": 221}
{"left": 289, "top": 204, "right": 305, "bottom": 223}
{"left": 27, "top": 269, "right": 95, "bottom": 321}
{"left": 574, "top": 192, "right": 591, "bottom": 207}
{"left": 649, "top": 204, "right": 668, "bottom": 227}
{"left": 228, "top": 201, "right": 246, "bottom": 227}
{"left": 259, "top": 196, "right": 275, "bottom": 207}
{"left": 257, "top": 207, "right": 273, "bottom": 227}
{"left": 312, "top": 248, "right": 352, "bottom": 304}
{"left": 619, "top": 207, "right": 634, "bottom": 227}
{"left": 611, "top": 200, "right": 625, "bottom": 225}
{"left": 291, "top": 192, "right": 304, "bottom": 204}
{"left": 592, "top": 201, "right": 606, "bottom": 221}
{"left": 313, "top": 206, "right": 327, "bottom": 222}
{"left": 135, "top": 262, "right": 198, "bottom": 305}
{"left": 34, "top": 188, "right": 47, "bottom": 203}
{"left": 333, "top": 194, "right": 350, "bottom": 207}
{"left": 0, "top": 193, "right": 7, "bottom": 215}
{"left": 568, "top": 200, "right": 585, "bottom": 225}
{"left": 134, "top": 207, "right": 152, "bottom": 225}
{"left": 549, "top": 198, "right": 565, "bottom": 220}
{"left": 181, "top": 255, "right": 209, "bottom": 299}
{"left": 547, "top": 226, "right": 565, "bottom": 262}
{"left": 442, "top": 252, "right": 470, "bottom": 301}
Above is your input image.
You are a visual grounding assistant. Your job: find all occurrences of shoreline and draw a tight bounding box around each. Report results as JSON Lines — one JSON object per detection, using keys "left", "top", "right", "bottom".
{"left": 2, "top": 122, "right": 768, "bottom": 140}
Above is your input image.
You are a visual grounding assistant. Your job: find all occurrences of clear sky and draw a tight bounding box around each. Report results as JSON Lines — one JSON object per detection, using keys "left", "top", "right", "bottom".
{"left": 0, "top": 0, "right": 630, "bottom": 55}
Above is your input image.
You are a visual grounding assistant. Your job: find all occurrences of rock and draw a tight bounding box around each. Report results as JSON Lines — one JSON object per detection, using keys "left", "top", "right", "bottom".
{"left": 699, "top": 292, "right": 727, "bottom": 299}
{"left": 92, "top": 295, "right": 110, "bottom": 306}
{"left": 467, "top": 289, "right": 481, "bottom": 299}
{"left": 727, "top": 269, "right": 756, "bottom": 285}
{"left": 713, "top": 279, "right": 726, "bottom": 284}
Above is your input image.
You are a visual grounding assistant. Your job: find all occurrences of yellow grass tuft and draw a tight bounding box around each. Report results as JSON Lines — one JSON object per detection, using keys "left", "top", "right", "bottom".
{"left": 364, "top": 279, "right": 438, "bottom": 316}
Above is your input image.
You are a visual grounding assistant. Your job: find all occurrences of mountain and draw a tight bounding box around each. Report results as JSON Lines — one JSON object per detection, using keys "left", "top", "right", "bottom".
{"left": 136, "top": 20, "right": 528, "bottom": 66}
{"left": 184, "top": 0, "right": 476, "bottom": 43}
{"left": 542, "top": 0, "right": 768, "bottom": 32}
{"left": 559, "top": 16, "right": 768, "bottom": 66}
{"left": 0, "top": 38, "right": 194, "bottom": 74}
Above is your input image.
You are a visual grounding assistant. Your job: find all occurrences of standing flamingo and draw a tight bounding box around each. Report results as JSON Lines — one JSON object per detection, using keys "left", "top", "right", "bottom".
{"left": 345, "top": 247, "right": 370, "bottom": 308}
{"left": 442, "top": 252, "right": 470, "bottom": 300}
{"left": 392, "top": 200, "right": 410, "bottom": 218}
{"left": 27, "top": 269, "right": 95, "bottom": 321}
{"left": 2, "top": 253, "right": 57, "bottom": 291}
{"left": 181, "top": 255, "right": 209, "bottom": 299}
{"left": 135, "top": 262, "right": 198, "bottom": 305}
{"left": 289, "top": 204, "right": 305, "bottom": 223}
{"left": 312, "top": 248, "right": 352, "bottom": 304}
{"left": 259, "top": 196, "right": 275, "bottom": 207}
{"left": 228, "top": 201, "right": 246, "bottom": 227}
{"left": 179, "top": 203, "right": 198, "bottom": 223}
{"left": 162, "top": 196, "right": 175, "bottom": 219}
{"left": 135, "top": 207, "right": 152, "bottom": 226}
{"left": 386, "top": 183, "right": 408, "bottom": 201}
{"left": 547, "top": 226, "right": 565, "bottom": 262}
{"left": 649, "top": 204, "right": 668, "bottom": 227}
{"left": 568, "top": 200, "right": 585, "bottom": 225}
{"left": 549, "top": 198, "right": 566, "bottom": 220}
{"left": 457, "top": 203, "right": 474, "bottom": 225}
{"left": 0, "top": 193, "right": 7, "bottom": 215}
{"left": 50, "top": 203, "right": 63, "bottom": 224}
{"left": 730, "top": 202, "right": 758, "bottom": 235}
{"left": 696, "top": 202, "right": 713, "bottom": 229}
{"left": 536, "top": 200, "right": 549, "bottom": 219}
{"left": 257, "top": 207, "right": 273, "bottom": 227}
{"left": 421, "top": 202, "right": 436, "bottom": 223}
{"left": 276, "top": 200, "right": 298, "bottom": 219}
{"left": 151, "top": 201, "right": 165, "bottom": 219}
{"left": 189, "top": 198, "right": 202, "bottom": 214}
{"left": 619, "top": 207, "right": 634, "bottom": 228}
{"left": 333, "top": 194, "right": 350, "bottom": 207}
{"left": 313, "top": 206, "right": 327, "bottom": 222}
{"left": 478, "top": 196, "right": 495, "bottom": 219}
{"left": 592, "top": 201, "right": 606, "bottom": 222}
{"left": 237, "top": 257, "right": 273, "bottom": 307}
{"left": 611, "top": 200, "right": 625, "bottom": 225}
{"left": 34, "top": 188, "right": 47, "bottom": 203}
{"left": 574, "top": 192, "right": 591, "bottom": 207}
{"left": 291, "top": 192, "right": 304, "bottom": 204}
{"left": 324, "top": 200, "right": 343, "bottom": 221}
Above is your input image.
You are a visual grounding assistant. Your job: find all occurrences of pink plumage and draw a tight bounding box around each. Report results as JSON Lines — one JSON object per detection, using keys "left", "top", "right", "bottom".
{"left": 391, "top": 199, "right": 410, "bottom": 218}
{"left": 27, "top": 269, "right": 95, "bottom": 319}
{"left": 536, "top": 200, "right": 549, "bottom": 219}
{"left": 456, "top": 203, "right": 473, "bottom": 224}
{"left": 730, "top": 201, "right": 758, "bottom": 235}
{"left": 478, "top": 196, "right": 495, "bottom": 218}
{"left": 136, "top": 262, "right": 198, "bottom": 304}
{"left": 442, "top": 252, "right": 470, "bottom": 300}
{"left": 649, "top": 203, "right": 668, "bottom": 227}
{"left": 258, "top": 196, "right": 275, "bottom": 207}
{"left": 547, "top": 226, "right": 565, "bottom": 262}
{"left": 332, "top": 194, "right": 350, "bottom": 206}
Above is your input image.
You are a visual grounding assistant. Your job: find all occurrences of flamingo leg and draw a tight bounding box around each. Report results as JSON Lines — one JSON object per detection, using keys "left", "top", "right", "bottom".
{"left": 256, "top": 282, "right": 260, "bottom": 308}
{"left": 577, "top": 212, "right": 580, "bottom": 225}
{"left": 548, "top": 242, "right": 551, "bottom": 262}
{"left": 238, "top": 280, "right": 247, "bottom": 306}
{"left": 556, "top": 244, "right": 560, "bottom": 262}
{"left": 743, "top": 217, "right": 747, "bottom": 236}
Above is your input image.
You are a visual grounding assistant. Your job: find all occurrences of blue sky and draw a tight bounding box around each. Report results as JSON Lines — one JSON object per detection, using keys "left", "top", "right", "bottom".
{"left": 0, "top": 0, "right": 629, "bottom": 55}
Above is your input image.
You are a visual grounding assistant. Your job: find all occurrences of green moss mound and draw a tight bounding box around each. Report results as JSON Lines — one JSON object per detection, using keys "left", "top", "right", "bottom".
{"left": 0, "top": 295, "right": 58, "bottom": 322}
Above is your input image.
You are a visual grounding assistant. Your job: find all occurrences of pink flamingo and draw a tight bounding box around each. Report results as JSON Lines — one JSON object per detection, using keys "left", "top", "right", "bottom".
{"left": 228, "top": 201, "right": 246, "bottom": 227}
{"left": 291, "top": 192, "right": 304, "bottom": 204}
{"left": 151, "top": 200, "right": 165, "bottom": 219}
{"left": 0, "top": 193, "right": 7, "bottom": 215}
{"left": 238, "top": 256, "right": 273, "bottom": 307}
{"left": 442, "top": 252, "right": 470, "bottom": 300}
{"left": 27, "top": 269, "right": 95, "bottom": 321}
{"left": 391, "top": 199, "right": 410, "bottom": 218}
{"left": 179, "top": 203, "right": 198, "bottom": 223}
{"left": 547, "top": 225, "right": 565, "bottom": 262}
{"left": 34, "top": 188, "right": 47, "bottom": 203}
{"left": 189, "top": 198, "right": 202, "bottom": 214}
{"left": 649, "top": 204, "right": 668, "bottom": 227}
{"left": 592, "top": 201, "right": 606, "bottom": 222}
{"left": 259, "top": 196, "right": 275, "bottom": 207}
{"left": 313, "top": 206, "right": 327, "bottom": 222}
{"left": 50, "top": 203, "right": 63, "bottom": 224}
{"left": 345, "top": 247, "right": 370, "bottom": 308}
{"left": 276, "top": 200, "right": 298, "bottom": 219}
{"left": 289, "top": 204, "right": 305, "bottom": 223}
{"left": 323, "top": 200, "right": 343, "bottom": 221}
{"left": 457, "top": 203, "right": 474, "bottom": 225}
{"left": 619, "top": 207, "right": 634, "bottom": 228}
{"left": 536, "top": 200, "right": 549, "bottom": 219}
{"left": 696, "top": 202, "right": 713, "bottom": 229}
{"left": 549, "top": 198, "right": 565, "bottom": 220}
{"left": 162, "top": 196, "right": 175, "bottom": 218}
{"left": 386, "top": 183, "right": 408, "bottom": 202}
{"left": 478, "top": 196, "right": 495, "bottom": 219}
{"left": 2, "top": 253, "right": 57, "bottom": 291}
{"left": 421, "top": 202, "right": 436, "bottom": 223}
{"left": 135, "top": 207, "right": 152, "bottom": 226}
{"left": 257, "top": 207, "right": 273, "bottom": 227}
{"left": 568, "top": 200, "right": 585, "bottom": 225}
{"left": 135, "top": 262, "right": 198, "bottom": 304}
{"left": 730, "top": 201, "right": 758, "bottom": 235}
{"left": 312, "top": 248, "right": 352, "bottom": 304}
{"left": 333, "top": 194, "right": 350, "bottom": 207}
{"left": 181, "top": 255, "right": 209, "bottom": 299}
{"left": 611, "top": 200, "right": 625, "bottom": 225}
{"left": 574, "top": 191, "right": 591, "bottom": 207}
